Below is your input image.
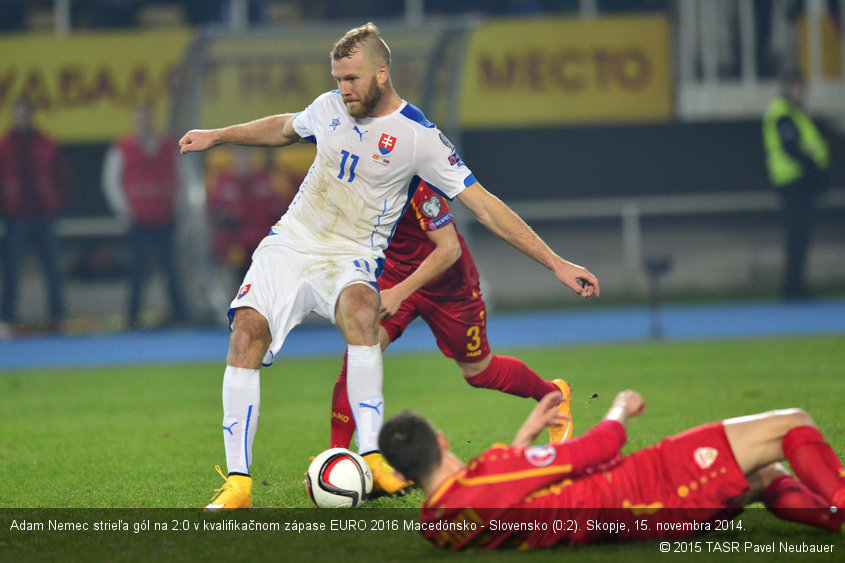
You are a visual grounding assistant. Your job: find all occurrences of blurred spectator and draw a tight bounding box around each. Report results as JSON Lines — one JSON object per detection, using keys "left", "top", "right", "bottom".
{"left": 0, "top": 96, "right": 72, "bottom": 334}
{"left": 762, "top": 69, "right": 830, "bottom": 300}
{"left": 207, "top": 146, "right": 293, "bottom": 285}
{"left": 102, "top": 102, "right": 189, "bottom": 328}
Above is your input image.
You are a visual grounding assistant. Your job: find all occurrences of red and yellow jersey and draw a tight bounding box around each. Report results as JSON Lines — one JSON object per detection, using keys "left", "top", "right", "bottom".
{"left": 420, "top": 420, "right": 627, "bottom": 549}
{"left": 208, "top": 169, "right": 291, "bottom": 263}
{"left": 382, "top": 181, "right": 479, "bottom": 296}
{"left": 419, "top": 421, "right": 748, "bottom": 550}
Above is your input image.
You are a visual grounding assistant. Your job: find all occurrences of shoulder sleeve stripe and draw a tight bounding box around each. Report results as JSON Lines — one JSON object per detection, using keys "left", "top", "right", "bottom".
{"left": 400, "top": 103, "right": 435, "bottom": 129}
{"left": 426, "top": 473, "right": 461, "bottom": 507}
{"left": 456, "top": 464, "right": 574, "bottom": 488}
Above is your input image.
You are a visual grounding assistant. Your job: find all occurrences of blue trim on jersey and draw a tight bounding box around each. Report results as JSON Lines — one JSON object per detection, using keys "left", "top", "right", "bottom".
{"left": 463, "top": 173, "right": 477, "bottom": 188}
{"left": 331, "top": 89, "right": 340, "bottom": 94}
{"left": 399, "top": 103, "right": 435, "bottom": 129}
{"left": 370, "top": 199, "right": 388, "bottom": 247}
{"left": 384, "top": 176, "right": 422, "bottom": 251}
{"left": 262, "top": 350, "right": 274, "bottom": 367}
{"left": 292, "top": 110, "right": 318, "bottom": 144}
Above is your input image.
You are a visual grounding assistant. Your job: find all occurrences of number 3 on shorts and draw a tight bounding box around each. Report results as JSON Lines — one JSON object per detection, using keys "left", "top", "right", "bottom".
{"left": 466, "top": 325, "right": 481, "bottom": 352}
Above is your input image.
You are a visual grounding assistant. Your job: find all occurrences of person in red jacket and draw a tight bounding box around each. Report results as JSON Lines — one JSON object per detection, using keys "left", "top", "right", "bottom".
{"left": 102, "top": 102, "right": 188, "bottom": 328}
{"left": 0, "top": 96, "right": 72, "bottom": 333}
{"left": 380, "top": 390, "right": 845, "bottom": 550}
{"left": 207, "top": 146, "right": 292, "bottom": 283}
{"left": 329, "top": 181, "right": 573, "bottom": 457}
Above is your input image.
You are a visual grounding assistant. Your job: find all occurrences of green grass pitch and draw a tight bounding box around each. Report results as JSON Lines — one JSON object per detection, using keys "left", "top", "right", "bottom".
{"left": 1, "top": 335, "right": 843, "bottom": 562}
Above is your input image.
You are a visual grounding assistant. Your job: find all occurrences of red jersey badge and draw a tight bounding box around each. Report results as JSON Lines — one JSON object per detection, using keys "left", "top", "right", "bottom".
{"left": 693, "top": 447, "right": 718, "bottom": 469}
{"left": 524, "top": 445, "right": 556, "bottom": 467}
{"left": 378, "top": 133, "right": 397, "bottom": 155}
{"left": 237, "top": 283, "right": 252, "bottom": 300}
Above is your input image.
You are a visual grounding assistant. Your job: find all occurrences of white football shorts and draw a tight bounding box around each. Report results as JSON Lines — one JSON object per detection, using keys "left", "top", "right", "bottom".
{"left": 228, "top": 242, "right": 380, "bottom": 366}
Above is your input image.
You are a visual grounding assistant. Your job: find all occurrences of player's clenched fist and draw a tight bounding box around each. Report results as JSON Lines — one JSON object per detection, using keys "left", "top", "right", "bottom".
{"left": 612, "top": 390, "right": 645, "bottom": 418}
{"left": 179, "top": 129, "right": 218, "bottom": 154}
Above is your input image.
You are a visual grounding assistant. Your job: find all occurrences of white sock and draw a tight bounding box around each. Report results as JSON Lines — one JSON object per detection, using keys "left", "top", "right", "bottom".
{"left": 346, "top": 344, "right": 383, "bottom": 455}
{"left": 221, "top": 366, "right": 260, "bottom": 476}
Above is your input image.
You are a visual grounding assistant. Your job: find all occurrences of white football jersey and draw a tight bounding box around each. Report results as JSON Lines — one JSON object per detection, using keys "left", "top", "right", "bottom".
{"left": 262, "top": 90, "right": 476, "bottom": 263}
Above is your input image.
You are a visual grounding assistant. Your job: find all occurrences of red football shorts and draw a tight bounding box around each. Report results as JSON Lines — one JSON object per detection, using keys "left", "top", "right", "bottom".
{"left": 514, "top": 422, "right": 749, "bottom": 547}
{"left": 380, "top": 282, "right": 490, "bottom": 363}
{"left": 617, "top": 421, "right": 749, "bottom": 526}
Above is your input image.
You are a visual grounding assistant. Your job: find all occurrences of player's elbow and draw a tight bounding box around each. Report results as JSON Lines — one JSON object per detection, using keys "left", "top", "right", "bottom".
{"left": 449, "top": 241, "right": 461, "bottom": 266}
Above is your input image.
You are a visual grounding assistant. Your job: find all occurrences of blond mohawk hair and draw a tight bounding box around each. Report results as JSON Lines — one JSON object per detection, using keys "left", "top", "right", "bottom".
{"left": 330, "top": 22, "right": 391, "bottom": 69}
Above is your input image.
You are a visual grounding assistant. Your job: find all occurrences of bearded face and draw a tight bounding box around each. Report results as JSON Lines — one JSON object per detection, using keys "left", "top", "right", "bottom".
{"left": 344, "top": 75, "right": 382, "bottom": 119}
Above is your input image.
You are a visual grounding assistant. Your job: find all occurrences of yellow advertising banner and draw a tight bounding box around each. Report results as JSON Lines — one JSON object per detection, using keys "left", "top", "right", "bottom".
{"left": 0, "top": 29, "right": 191, "bottom": 142}
{"left": 460, "top": 16, "right": 672, "bottom": 128}
{"left": 198, "top": 35, "right": 336, "bottom": 129}
{"left": 194, "top": 28, "right": 443, "bottom": 130}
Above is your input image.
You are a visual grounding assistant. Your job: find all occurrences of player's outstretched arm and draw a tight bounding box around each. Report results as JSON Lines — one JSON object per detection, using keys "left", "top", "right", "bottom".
{"left": 379, "top": 223, "right": 461, "bottom": 318}
{"left": 512, "top": 391, "right": 570, "bottom": 448}
{"left": 179, "top": 113, "right": 301, "bottom": 154}
{"left": 457, "top": 183, "right": 599, "bottom": 298}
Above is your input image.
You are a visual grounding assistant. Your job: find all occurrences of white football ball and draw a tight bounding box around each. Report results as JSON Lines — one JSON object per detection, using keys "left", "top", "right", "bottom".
{"left": 306, "top": 448, "right": 373, "bottom": 508}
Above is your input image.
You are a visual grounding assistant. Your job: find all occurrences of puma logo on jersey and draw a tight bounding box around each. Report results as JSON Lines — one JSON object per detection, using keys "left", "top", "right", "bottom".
{"left": 353, "top": 125, "right": 368, "bottom": 141}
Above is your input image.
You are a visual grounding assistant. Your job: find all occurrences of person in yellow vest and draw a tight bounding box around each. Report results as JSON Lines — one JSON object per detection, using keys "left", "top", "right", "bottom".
{"left": 762, "top": 70, "right": 830, "bottom": 300}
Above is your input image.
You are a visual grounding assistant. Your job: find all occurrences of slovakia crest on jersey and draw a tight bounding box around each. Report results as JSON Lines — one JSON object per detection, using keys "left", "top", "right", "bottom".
{"left": 378, "top": 133, "right": 397, "bottom": 155}
{"left": 236, "top": 283, "right": 251, "bottom": 300}
{"left": 525, "top": 444, "right": 556, "bottom": 467}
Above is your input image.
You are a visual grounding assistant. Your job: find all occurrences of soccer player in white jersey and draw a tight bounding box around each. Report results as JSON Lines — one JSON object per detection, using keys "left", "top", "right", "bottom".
{"left": 179, "top": 23, "right": 600, "bottom": 510}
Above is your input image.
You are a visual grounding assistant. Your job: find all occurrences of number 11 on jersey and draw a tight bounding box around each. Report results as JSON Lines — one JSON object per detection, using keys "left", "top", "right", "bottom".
{"left": 338, "top": 150, "right": 359, "bottom": 182}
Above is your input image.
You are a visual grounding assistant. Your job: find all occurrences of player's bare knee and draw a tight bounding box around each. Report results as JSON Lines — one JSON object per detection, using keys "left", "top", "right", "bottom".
{"left": 756, "top": 408, "right": 816, "bottom": 443}
{"left": 781, "top": 408, "right": 814, "bottom": 430}
{"left": 337, "top": 285, "right": 380, "bottom": 337}
{"left": 227, "top": 308, "right": 270, "bottom": 367}
{"left": 738, "top": 462, "right": 788, "bottom": 505}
